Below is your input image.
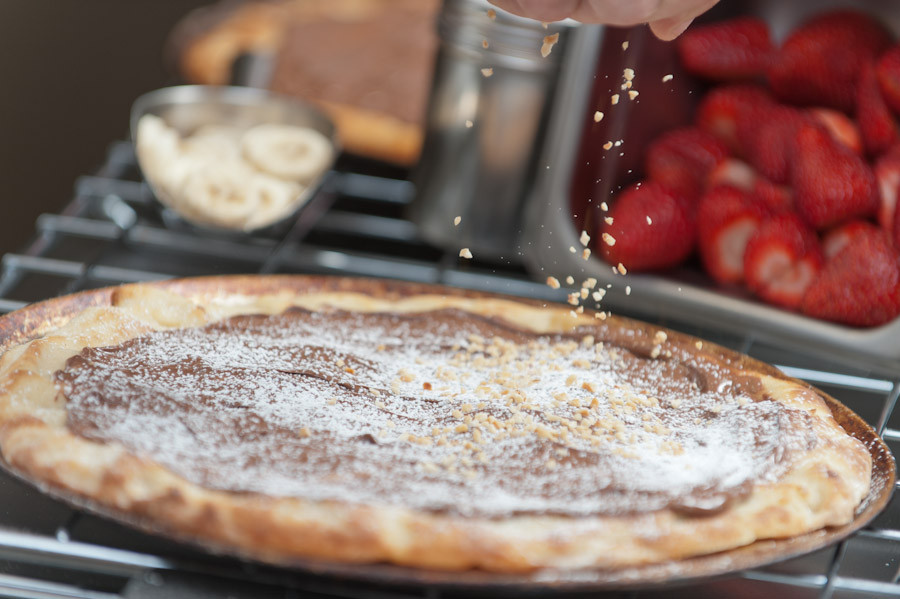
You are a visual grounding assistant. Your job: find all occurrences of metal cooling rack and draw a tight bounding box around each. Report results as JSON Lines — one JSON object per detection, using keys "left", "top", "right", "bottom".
{"left": 0, "top": 140, "right": 898, "bottom": 598}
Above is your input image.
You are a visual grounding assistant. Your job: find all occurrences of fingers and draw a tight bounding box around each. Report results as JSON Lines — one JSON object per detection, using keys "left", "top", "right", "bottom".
{"left": 649, "top": 0, "right": 720, "bottom": 41}
{"left": 486, "top": 0, "right": 581, "bottom": 22}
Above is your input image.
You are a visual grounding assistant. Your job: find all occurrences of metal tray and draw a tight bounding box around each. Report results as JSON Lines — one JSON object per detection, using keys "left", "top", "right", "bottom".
{"left": 0, "top": 275, "right": 893, "bottom": 591}
{"left": 522, "top": 0, "right": 900, "bottom": 372}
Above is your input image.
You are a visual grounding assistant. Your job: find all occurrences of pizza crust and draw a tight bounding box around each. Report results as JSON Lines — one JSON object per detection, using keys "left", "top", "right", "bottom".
{"left": 0, "top": 280, "right": 873, "bottom": 573}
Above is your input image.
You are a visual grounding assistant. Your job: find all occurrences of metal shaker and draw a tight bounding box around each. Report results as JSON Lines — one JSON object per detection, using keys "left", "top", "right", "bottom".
{"left": 409, "top": 0, "right": 578, "bottom": 259}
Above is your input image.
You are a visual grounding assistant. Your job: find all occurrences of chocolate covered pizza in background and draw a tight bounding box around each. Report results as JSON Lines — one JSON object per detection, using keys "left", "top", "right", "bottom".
{"left": 0, "top": 276, "right": 886, "bottom": 579}
{"left": 171, "top": 0, "right": 439, "bottom": 165}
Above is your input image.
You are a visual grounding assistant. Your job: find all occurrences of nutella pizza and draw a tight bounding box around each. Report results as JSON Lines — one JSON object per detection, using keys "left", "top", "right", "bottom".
{"left": 172, "top": 0, "right": 439, "bottom": 165}
{"left": 0, "top": 276, "right": 888, "bottom": 581}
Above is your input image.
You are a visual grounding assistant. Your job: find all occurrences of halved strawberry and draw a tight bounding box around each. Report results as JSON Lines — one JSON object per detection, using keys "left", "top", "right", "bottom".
{"left": 822, "top": 220, "right": 882, "bottom": 259}
{"left": 697, "top": 185, "right": 767, "bottom": 284}
{"left": 707, "top": 158, "right": 757, "bottom": 190}
{"left": 768, "top": 10, "right": 892, "bottom": 112}
{"left": 695, "top": 85, "right": 773, "bottom": 154}
{"left": 744, "top": 213, "right": 823, "bottom": 309}
{"left": 601, "top": 182, "right": 695, "bottom": 271}
{"left": 858, "top": 61, "right": 899, "bottom": 157}
{"left": 810, "top": 108, "right": 862, "bottom": 154}
{"left": 877, "top": 45, "right": 900, "bottom": 115}
{"left": 677, "top": 17, "right": 774, "bottom": 81}
{"left": 738, "top": 104, "right": 808, "bottom": 184}
{"left": 752, "top": 179, "right": 793, "bottom": 214}
{"left": 801, "top": 227, "right": 900, "bottom": 327}
{"left": 707, "top": 159, "right": 793, "bottom": 213}
{"left": 644, "top": 128, "right": 729, "bottom": 202}
{"left": 875, "top": 144, "right": 900, "bottom": 232}
{"left": 792, "top": 124, "right": 878, "bottom": 229}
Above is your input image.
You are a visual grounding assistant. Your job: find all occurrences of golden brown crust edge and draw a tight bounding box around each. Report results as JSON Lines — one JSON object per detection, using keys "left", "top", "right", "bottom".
{"left": 0, "top": 276, "right": 877, "bottom": 573}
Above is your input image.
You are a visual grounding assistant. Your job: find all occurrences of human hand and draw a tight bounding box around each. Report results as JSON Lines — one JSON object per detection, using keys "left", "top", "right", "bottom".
{"left": 487, "top": 0, "right": 721, "bottom": 40}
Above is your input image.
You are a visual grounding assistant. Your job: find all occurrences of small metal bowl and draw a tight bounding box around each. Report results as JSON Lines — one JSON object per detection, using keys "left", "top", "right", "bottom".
{"left": 130, "top": 85, "right": 339, "bottom": 237}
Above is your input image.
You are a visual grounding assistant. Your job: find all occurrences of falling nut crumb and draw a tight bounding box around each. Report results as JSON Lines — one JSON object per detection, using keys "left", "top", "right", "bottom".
{"left": 646, "top": 215, "right": 653, "bottom": 225}
{"left": 600, "top": 201, "right": 609, "bottom": 211}
{"left": 582, "top": 248, "right": 591, "bottom": 260}
{"left": 569, "top": 246, "right": 577, "bottom": 253}
{"left": 623, "top": 68, "right": 635, "bottom": 81}
{"left": 617, "top": 263, "right": 627, "bottom": 275}
{"left": 459, "top": 248, "right": 473, "bottom": 259}
{"left": 594, "top": 111, "right": 604, "bottom": 122}
{"left": 662, "top": 74, "right": 674, "bottom": 82}
{"left": 604, "top": 216, "right": 613, "bottom": 225}
{"left": 453, "top": 216, "right": 461, "bottom": 226}
{"left": 546, "top": 276, "right": 560, "bottom": 289}
{"left": 465, "top": 120, "right": 473, "bottom": 128}
{"left": 611, "top": 94, "right": 620, "bottom": 105}
{"left": 622, "top": 41, "right": 629, "bottom": 50}
{"left": 487, "top": 8, "right": 496, "bottom": 19}
{"left": 602, "top": 232, "right": 616, "bottom": 246}
{"left": 625, "top": 286, "right": 631, "bottom": 295}
{"left": 482, "top": 39, "right": 489, "bottom": 49}
{"left": 541, "top": 33, "right": 560, "bottom": 58}
{"left": 580, "top": 230, "right": 590, "bottom": 246}
{"left": 628, "top": 90, "right": 639, "bottom": 100}
{"left": 603, "top": 141, "right": 613, "bottom": 150}
{"left": 481, "top": 67, "right": 494, "bottom": 77}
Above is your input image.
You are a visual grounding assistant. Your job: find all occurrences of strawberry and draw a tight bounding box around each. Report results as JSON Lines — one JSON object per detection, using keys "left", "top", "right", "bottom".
{"left": 707, "top": 158, "right": 757, "bottom": 190}
{"left": 601, "top": 182, "right": 695, "bottom": 271}
{"left": 768, "top": 10, "right": 892, "bottom": 112}
{"left": 737, "top": 104, "right": 808, "bottom": 184}
{"left": 858, "top": 61, "right": 899, "bottom": 157}
{"left": 743, "top": 213, "right": 823, "bottom": 309}
{"left": 822, "top": 220, "right": 882, "bottom": 259}
{"left": 792, "top": 124, "right": 879, "bottom": 229}
{"left": 677, "top": 17, "right": 774, "bottom": 81}
{"left": 809, "top": 108, "right": 862, "bottom": 154}
{"left": 707, "top": 159, "right": 793, "bottom": 213}
{"left": 875, "top": 144, "right": 900, "bottom": 232}
{"left": 753, "top": 179, "right": 793, "bottom": 214}
{"left": 644, "top": 128, "right": 729, "bottom": 201}
{"left": 695, "top": 85, "right": 773, "bottom": 153}
{"left": 877, "top": 45, "right": 900, "bottom": 115}
{"left": 801, "top": 227, "right": 900, "bottom": 327}
{"left": 696, "top": 186, "right": 767, "bottom": 284}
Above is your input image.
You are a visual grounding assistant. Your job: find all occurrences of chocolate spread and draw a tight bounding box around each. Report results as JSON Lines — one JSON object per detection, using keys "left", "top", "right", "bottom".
{"left": 270, "top": 6, "right": 436, "bottom": 125}
{"left": 56, "top": 308, "right": 817, "bottom": 518}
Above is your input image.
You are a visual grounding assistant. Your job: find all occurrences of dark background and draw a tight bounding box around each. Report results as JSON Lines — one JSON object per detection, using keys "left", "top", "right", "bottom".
{"left": 0, "top": 1, "right": 211, "bottom": 255}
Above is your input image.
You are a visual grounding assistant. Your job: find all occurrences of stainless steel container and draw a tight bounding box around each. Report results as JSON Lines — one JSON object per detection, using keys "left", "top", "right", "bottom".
{"left": 409, "top": 0, "right": 596, "bottom": 259}
{"left": 522, "top": 0, "right": 900, "bottom": 369}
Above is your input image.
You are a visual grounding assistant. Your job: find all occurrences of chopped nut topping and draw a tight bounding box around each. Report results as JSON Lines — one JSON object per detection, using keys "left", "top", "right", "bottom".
{"left": 602, "top": 141, "right": 613, "bottom": 151}
{"left": 611, "top": 94, "right": 620, "bottom": 105}
{"left": 465, "top": 120, "right": 473, "bottom": 128}
{"left": 565, "top": 275, "right": 575, "bottom": 285}
{"left": 622, "top": 41, "right": 629, "bottom": 50}
{"left": 628, "top": 90, "right": 639, "bottom": 100}
{"left": 594, "top": 111, "right": 604, "bottom": 122}
{"left": 541, "top": 33, "right": 560, "bottom": 57}
{"left": 546, "top": 276, "right": 561, "bottom": 289}
{"left": 646, "top": 215, "right": 653, "bottom": 225}
{"left": 600, "top": 201, "right": 609, "bottom": 211}
{"left": 580, "top": 230, "right": 590, "bottom": 246}
{"left": 662, "top": 74, "right": 674, "bottom": 82}
{"left": 453, "top": 216, "right": 461, "bottom": 226}
{"left": 423, "top": 382, "right": 433, "bottom": 390}
{"left": 482, "top": 39, "right": 489, "bottom": 49}
{"left": 623, "top": 68, "right": 635, "bottom": 81}
{"left": 582, "top": 248, "right": 591, "bottom": 260}
{"left": 602, "top": 232, "right": 616, "bottom": 246}
{"left": 617, "top": 263, "right": 628, "bottom": 275}
{"left": 604, "top": 216, "right": 614, "bottom": 225}
{"left": 487, "top": 8, "right": 496, "bottom": 19}
{"left": 625, "top": 286, "right": 631, "bottom": 295}
{"left": 459, "top": 248, "right": 473, "bottom": 259}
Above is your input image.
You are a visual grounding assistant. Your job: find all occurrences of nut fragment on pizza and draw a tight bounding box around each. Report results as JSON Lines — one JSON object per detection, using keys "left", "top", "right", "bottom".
{"left": 0, "top": 277, "right": 876, "bottom": 573}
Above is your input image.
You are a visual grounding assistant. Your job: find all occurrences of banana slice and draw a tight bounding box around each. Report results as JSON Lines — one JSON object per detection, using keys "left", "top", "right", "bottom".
{"left": 242, "top": 174, "right": 305, "bottom": 230}
{"left": 241, "top": 124, "right": 332, "bottom": 182}
{"left": 179, "top": 161, "right": 260, "bottom": 229}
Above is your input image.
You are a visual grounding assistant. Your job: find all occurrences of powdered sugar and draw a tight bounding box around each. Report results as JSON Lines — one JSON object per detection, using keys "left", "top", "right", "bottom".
{"left": 58, "top": 309, "right": 817, "bottom": 518}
